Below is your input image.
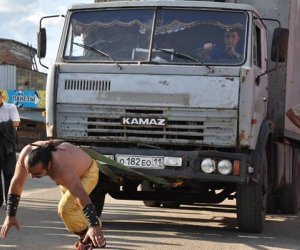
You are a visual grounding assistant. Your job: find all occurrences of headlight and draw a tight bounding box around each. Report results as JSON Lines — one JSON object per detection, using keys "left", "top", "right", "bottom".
{"left": 217, "top": 160, "right": 232, "bottom": 175}
{"left": 201, "top": 158, "right": 216, "bottom": 174}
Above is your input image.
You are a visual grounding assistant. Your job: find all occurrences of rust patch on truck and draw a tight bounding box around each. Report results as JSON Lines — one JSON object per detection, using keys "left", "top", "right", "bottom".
{"left": 239, "top": 130, "right": 249, "bottom": 143}
{"left": 240, "top": 68, "right": 250, "bottom": 84}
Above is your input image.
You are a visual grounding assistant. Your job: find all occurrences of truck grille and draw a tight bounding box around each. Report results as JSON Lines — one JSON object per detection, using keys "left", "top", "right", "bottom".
{"left": 57, "top": 105, "right": 237, "bottom": 146}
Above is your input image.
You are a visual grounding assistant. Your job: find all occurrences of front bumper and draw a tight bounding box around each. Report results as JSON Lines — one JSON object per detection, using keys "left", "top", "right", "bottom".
{"left": 90, "top": 146, "right": 251, "bottom": 184}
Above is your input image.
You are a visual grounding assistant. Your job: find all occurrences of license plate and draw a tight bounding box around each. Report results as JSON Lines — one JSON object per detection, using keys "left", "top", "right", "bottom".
{"left": 116, "top": 155, "right": 164, "bottom": 169}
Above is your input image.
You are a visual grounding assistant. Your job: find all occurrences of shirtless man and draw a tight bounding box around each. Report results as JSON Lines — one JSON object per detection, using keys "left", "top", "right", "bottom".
{"left": 0, "top": 140, "right": 106, "bottom": 249}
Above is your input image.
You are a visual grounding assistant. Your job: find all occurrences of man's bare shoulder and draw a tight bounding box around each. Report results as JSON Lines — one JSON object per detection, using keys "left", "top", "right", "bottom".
{"left": 17, "top": 144, "right": 33, "bottom": 168}
{"left": 31, "top": 140, "right": 53, "bottom": 146}
{"left": 19, "top": 144, "right": 33, "bottom": 157}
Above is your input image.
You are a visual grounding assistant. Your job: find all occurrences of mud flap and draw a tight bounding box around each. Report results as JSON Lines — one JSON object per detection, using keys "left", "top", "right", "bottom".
{"left": 279, "top": 146, "right": 300, "bottom": 213}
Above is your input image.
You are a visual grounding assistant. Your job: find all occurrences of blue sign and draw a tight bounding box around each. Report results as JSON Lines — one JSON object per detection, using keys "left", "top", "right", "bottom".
{"left": 0, "top": 89, "right": 46, "bottom": 109}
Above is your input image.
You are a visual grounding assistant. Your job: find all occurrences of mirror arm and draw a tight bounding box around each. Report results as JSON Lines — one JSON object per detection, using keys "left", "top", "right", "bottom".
{"left": 255, "top": 58, "right": 275, "bottom": 85}
{"left": 38, "top": 15, "right": 65, "bottom": 69}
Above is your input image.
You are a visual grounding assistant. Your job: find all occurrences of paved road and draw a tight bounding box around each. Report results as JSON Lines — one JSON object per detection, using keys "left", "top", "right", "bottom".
{"left": 0, "top": 176, "right": 299, "bottom": 250}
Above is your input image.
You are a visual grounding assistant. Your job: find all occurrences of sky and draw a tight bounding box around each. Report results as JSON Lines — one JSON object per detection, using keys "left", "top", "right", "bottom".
{"left": 0, "top": 0, "right": 94, "bottom": 72}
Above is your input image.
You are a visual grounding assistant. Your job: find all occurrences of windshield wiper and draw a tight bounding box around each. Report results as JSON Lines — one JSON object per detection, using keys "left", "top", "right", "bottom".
{"left": 73, "top": 42, "right": 122, "bottom": 70}
{"left": 155, "top": 48, "right": 214, "bottom": 72}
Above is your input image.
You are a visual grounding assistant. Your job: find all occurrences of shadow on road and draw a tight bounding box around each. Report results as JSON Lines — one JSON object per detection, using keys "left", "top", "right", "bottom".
{"left": 0, "top": 195, "right": 299, "bottom": 249}
{"left": 101, "top": 201, "right": 300, "bottom": 250}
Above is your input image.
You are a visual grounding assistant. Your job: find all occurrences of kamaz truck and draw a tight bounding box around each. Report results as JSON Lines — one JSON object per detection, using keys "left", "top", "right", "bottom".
{"left": 37, "top": 0, "right": 300, "bottom": 233}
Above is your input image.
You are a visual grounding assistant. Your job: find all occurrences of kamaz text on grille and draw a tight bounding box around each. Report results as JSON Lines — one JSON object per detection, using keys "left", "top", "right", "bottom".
{"left": 121, "top": 117, "right": 167, "bottom": 126}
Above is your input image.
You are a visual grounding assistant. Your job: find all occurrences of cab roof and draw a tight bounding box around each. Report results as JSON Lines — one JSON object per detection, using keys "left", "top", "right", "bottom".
{"left": 68, "top": 0, "right": 259, "bottom": 15}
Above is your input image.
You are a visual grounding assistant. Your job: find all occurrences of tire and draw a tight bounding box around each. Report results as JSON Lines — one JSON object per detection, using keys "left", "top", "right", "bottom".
{"left": 236, "top": 154, "right": 268, "bottom": 233}
{"left": 280, "top": 183, "right": 298, "bottom": 213}
{"left": 266, "top": 195, "right": 277, "bottom": 213}
{"left": 143, "top": 200, "right": 161, "bottom": 207}
{"left": 141, "top": 181, "right": 161, "bottom": 208}
{"left": 161, "top": 201, "right": 180, "bottom": 208}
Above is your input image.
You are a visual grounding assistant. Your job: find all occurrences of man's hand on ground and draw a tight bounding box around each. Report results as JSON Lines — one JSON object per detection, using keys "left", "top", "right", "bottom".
{"left": 83, "top": 226, "right": 106, "bottom": 248}
{"left": 0, "top": 216, "right": 20, "bottom": 238}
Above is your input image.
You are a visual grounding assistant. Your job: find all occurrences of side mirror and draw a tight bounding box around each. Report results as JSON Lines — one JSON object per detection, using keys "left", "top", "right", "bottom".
{"left": 271, "top": 28, "right": 289, "bottom": 62}
{"left": 37, "top": 28, "right": 47, "bottom": 58}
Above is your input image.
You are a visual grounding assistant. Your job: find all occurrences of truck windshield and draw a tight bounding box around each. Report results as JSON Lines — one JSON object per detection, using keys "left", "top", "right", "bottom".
{"left": 64, "top": 8, "right": 247, "bottom": 66}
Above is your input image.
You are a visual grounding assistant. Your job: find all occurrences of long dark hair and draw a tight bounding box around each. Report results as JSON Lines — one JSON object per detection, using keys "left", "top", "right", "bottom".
{"left": 28, "top": 141, "right": 60, "bottom": 169}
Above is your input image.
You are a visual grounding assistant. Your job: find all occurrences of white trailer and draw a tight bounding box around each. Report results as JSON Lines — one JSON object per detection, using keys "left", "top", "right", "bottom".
{"left": 38, "top": 0, "right": 300, "bottom": 232}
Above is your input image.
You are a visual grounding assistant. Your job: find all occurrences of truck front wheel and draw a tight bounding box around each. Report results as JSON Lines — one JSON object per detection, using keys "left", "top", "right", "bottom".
{"left": 236, "top": 154, "right": 268, "bottom": 233}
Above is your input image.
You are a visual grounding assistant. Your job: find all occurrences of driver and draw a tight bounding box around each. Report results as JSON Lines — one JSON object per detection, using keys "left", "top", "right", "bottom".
{"left": 198, "top": 29, "right": 242, "bottom": 61}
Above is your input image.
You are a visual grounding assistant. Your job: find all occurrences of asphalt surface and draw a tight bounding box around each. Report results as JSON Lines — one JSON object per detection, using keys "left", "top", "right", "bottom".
{"left": 0, "top": 176, "right": 299, "bottom": 249}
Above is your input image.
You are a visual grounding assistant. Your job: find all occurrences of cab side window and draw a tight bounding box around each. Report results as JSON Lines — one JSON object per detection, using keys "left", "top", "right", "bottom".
{"left": 253, "top": 23, "right": 262, "bottom": 68}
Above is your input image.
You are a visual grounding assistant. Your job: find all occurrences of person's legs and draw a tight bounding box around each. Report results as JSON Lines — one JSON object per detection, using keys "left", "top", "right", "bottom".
{"left": 58, "top": 161, "right": 107, "bottom": 248}
{"left": 89, "top": 172, "right": 107, "bottom": 217}
{"left": 2, "top": 152, "right": 16, "bottom": 203}
{"left": 58, "top": 188, "right": 90, "bottom": 234}
{"left": 57, "top": 160, "right": 99, "bottom": 234}
{"left": 0, "top": 166, "right": 4, "bottom": 206}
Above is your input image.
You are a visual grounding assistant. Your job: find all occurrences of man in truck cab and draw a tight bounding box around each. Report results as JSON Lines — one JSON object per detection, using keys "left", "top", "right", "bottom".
{"left": 0, "top": 140, "right": 106, "bottom": 249}
{"left": 197, "top": 28, "right": 243, "bottom": 62}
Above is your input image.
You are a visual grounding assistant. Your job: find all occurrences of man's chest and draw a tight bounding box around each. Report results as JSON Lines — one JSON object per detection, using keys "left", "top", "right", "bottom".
{"left": 48, "top": 170, "right": 64, "bottom": 185}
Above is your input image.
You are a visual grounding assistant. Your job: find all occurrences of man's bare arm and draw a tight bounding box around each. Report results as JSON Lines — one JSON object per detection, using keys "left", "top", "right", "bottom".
{"left": 8, "top": 161, "right": 28, "bottom": 195}
{"left": 61, "top": 171, "right": 92, "bottom": 207}
{"left": 0, "top": 150, "right": 28, "bottom": 238}
{"left": 8, "top": 147, "right": 30, "bottom": 195}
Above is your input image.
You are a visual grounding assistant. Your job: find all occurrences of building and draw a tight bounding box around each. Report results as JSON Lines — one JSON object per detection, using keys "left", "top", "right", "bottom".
{"left": 0, "top": 38, "right": 46, "bottom": 90}
{"left": 0, "top": 38, "right": 47, "bottom": 149}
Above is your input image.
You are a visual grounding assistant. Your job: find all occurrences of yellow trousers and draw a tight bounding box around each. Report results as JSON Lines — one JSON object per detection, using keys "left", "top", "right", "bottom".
{"left": 57, "top": 160, "right": 99, "bottom": 233}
